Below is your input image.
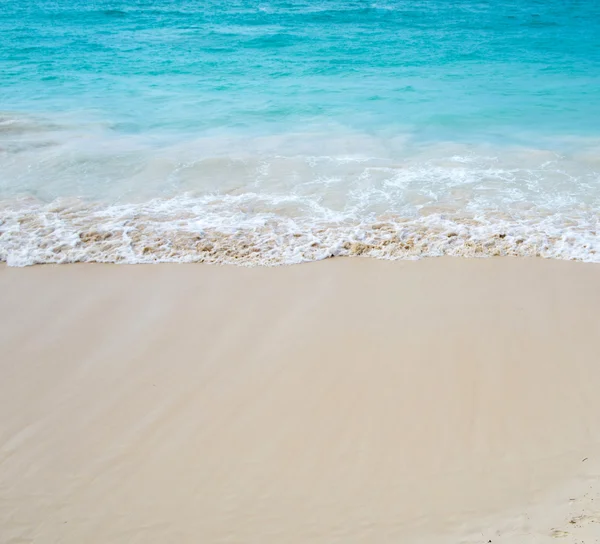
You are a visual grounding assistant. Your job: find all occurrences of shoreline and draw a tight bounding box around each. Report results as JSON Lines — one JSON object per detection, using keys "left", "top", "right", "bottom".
{"left": 1, "top": 257, "right": 600, "bottom": 542}
{"left": 2, "top": 201, "right": 599, "bottom": 266}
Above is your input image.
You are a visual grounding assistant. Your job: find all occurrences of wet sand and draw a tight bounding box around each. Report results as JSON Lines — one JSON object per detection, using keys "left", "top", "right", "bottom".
{"left": 0, "top": 258, "right": 599, "bottom": 543}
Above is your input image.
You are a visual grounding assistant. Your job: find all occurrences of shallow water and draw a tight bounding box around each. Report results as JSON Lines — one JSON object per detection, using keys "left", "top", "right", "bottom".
{"left": 1, "top": 0, "right": 599, "bottom": 265}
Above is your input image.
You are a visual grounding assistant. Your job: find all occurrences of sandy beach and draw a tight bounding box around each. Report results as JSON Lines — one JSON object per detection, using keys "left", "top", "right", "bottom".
{"left": 1, "top": 257, "right": 599, "bottom": 543}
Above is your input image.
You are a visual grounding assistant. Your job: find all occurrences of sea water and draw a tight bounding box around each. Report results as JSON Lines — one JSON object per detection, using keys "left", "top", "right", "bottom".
{"left": 1, "top": 0, "right": 599, "bottom": 265}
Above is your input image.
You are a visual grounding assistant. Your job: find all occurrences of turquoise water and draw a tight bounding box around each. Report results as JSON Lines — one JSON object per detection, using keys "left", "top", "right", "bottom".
{"left": 1, "top": 0, "right": 600, "bottom": 265}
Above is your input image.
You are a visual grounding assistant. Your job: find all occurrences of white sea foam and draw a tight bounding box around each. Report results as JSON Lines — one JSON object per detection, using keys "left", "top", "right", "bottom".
{"left": 1, "top": 192, "right": 598, "bottom": 266}
{"left": 1, "top": 114, "right": 599, "bottom": 266}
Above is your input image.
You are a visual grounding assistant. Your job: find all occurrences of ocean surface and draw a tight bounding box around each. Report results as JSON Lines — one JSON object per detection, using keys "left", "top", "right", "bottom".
{"left": 1, "top": 0, "right": 600, "bottom": 265}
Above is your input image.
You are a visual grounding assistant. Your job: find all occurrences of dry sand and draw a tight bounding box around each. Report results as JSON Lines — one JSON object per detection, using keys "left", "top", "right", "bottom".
{"left": 0, "top": 258, "right": 599, "bottom": 543}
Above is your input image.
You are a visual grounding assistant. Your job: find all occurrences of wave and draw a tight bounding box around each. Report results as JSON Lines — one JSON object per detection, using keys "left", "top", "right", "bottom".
{"left": 1, "top": 195, "right": 598, "bottom": 266}
{"left": 2, "top": 112, "right": 599, "bottom": 266}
